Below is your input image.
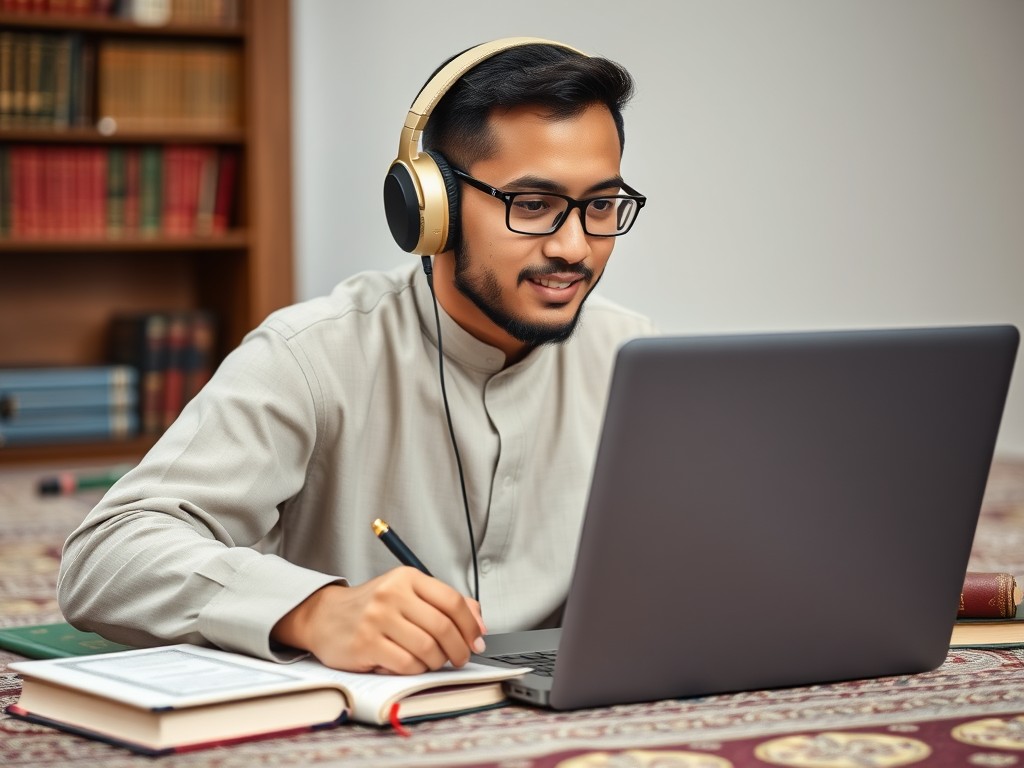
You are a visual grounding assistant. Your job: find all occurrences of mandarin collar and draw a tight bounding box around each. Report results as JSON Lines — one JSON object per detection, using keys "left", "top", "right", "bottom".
{"left": 412, "top": 262, "right": 549, "bottom": 375}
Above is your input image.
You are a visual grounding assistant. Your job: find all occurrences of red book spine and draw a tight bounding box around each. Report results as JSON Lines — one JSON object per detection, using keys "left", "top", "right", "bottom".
{"left": 24, "top": 145, "right": 42, "bottom": 237}
{"left": 211, "top": 149, "right": 237, "bottom": 234}
{"left": 184, "top": 146, "right": 202, "bottom": 234}
{"left": 161, "top": 312, "right": 188, "bottom": 429}
{"left": 959, "top": 572, "right": 1021, "bottom": 619}
{"left": 42, "top": 146, "right": 61, "bottom": 236}
{"left": 94, "top": 146, "right": 107, "bottom": 237}
{"left": 9, "top": 147, "right": 23, "bottom": 235}
{"left": 56, "top": 147, "right": 71, "bottom": 236}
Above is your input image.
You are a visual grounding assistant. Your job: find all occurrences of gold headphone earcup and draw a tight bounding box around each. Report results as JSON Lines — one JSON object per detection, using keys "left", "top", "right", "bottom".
{"left": 384, "top": 152, "right": 458, "bottom": 255}
{"left": 425, "top": 150, "right": 460, "bottom": 253}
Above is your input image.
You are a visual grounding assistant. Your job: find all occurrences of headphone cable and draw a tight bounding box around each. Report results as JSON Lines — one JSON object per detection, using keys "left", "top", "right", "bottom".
{"left": 421, "top": 256, "right": 481, "bottom": 603}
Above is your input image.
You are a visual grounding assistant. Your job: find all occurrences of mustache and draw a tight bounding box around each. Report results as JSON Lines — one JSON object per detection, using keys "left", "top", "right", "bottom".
{"left": 518, "top": 262, "right": 594, "bottom": 285}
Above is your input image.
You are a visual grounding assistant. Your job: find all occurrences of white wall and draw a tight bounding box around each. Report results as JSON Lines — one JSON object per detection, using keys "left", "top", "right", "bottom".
{"left": 292, "top": 0, "right": 1024, "bottom": 457}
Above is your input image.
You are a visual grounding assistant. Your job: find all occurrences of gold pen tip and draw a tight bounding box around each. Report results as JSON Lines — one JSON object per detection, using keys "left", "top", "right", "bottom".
{"left": 371, "top": 518, "right": 389, "bottom": 536}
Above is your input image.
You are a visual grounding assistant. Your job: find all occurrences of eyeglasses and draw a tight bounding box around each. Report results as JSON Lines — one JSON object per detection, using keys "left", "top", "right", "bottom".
{"left": 452, "top": 168, "right": 646, "bottom": 237}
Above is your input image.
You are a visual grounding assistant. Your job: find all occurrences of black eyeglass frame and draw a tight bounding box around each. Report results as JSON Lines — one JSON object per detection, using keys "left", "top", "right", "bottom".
{"left": 451, "top": 167, "right": 647, "bottom": 237}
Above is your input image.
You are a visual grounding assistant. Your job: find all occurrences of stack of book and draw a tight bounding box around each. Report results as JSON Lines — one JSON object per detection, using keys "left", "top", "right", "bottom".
{"left": 109, "top": 309, "right": 216, "bottom": 434}
{"left": 0, "top": 144, "right": 239, "bottom": 239}
{"left": 0, "top": 364, "right": 138, "bottom": 446}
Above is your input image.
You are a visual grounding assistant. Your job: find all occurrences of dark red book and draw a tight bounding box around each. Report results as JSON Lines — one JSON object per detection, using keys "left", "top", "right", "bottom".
{"left": 211, "top": 148, "right": 238, "bottom": 233}
{"left": 959, "top": 571, "right": 1021, "bottom": 619}
{"left": 181, "top": 310, "right": 216, "bottom": 404}
{"left": 160, "top": 311, "right": 188, "bottom": 429}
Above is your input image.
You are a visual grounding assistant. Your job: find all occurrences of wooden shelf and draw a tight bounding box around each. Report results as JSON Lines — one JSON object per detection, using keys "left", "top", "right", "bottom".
{"left": 0, "top": 127, "right": 246, "bottom": 144}
{"left": 0, "top": 1, "right": 294, "bottom": 465}
{"left": 0, "top": 435, "right": 158, "bottom": 465}
{"left": 0, "top": 12, "right": 245, "bottom": 39}
{"left": 0, "top": 232, "right": 249, "bottom": 253}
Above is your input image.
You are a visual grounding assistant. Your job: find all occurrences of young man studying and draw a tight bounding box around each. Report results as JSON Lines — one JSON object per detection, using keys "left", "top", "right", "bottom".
{"left": 57, "top": 38, "right": 654, "bottom": 676}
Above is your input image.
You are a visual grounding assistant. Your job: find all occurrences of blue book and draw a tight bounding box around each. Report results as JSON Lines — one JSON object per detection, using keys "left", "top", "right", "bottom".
{"left": 0, "top": 382, "right": 137, "bottom": 416}
{"left": 0, "top": 365, "right": 137, "bottom": 391}
{"left": 1, "top": 404, "right": 137, "bottom": 426}
{"left": 0, "top": 411, "right": 139, "bottom": 446}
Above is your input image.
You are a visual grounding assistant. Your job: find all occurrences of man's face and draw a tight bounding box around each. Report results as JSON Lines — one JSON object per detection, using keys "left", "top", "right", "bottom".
{"left": 435, "top": 102, "right": 624, "bottom": 360}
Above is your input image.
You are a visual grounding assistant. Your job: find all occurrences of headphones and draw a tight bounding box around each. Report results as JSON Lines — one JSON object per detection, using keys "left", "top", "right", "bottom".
{"left": 382, "top": 37, "right": 584, "bottom": 256}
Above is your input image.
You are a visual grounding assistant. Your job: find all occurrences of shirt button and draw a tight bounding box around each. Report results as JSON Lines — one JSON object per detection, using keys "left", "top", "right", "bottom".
{"left": 503, "top": 476, "right": 513, "bottom": 489}
{"left": 479, "top": 557, "right": 492, "bottom": 575}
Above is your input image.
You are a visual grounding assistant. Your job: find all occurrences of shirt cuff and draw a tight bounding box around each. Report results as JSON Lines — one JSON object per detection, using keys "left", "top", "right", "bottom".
{"left": 198, "top": 553, "right": 347, "bottom": 662}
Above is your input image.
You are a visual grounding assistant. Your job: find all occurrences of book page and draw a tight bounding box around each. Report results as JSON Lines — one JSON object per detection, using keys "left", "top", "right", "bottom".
{"left": 12, "top": 645, "right": 323, "bottom": 710}
{"left": 291, "top": 659, "right": 527, "bottom": 724}
{"left": 67, "top": 648, "right": 296, "bottom": 697}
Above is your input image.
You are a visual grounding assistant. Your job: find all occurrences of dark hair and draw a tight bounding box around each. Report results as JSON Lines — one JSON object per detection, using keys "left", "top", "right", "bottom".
{"left": 422, "top": 43, "right": 635, "bottom": 169}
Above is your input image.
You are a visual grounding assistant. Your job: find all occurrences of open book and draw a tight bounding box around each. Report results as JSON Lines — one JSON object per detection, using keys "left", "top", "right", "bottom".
{"left": 6, "top": 643, "right": 528, "bottom": 755}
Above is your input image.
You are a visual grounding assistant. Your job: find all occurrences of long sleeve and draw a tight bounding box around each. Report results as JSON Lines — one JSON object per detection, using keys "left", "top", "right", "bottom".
{"left": 58, "top": 328, "right": 342, "bottom": 661}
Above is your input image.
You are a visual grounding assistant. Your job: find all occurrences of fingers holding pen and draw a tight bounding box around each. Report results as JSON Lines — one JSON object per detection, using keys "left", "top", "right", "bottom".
{"left": 286, "top": 567, "right": 485, "bottom": 674}
{"left": 370, "top": 517, "right": 487, "bottom": 661}
{"left": 274, "top": 519, "right": 485, "bottom": 674}
{"left": 355, "top": 567, "right": 485, "bottom": 673}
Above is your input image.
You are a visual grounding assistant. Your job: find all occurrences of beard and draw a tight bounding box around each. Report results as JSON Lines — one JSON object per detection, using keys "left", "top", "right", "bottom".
{"left": 452, "top": 238, "right": 600, "bottom": 347}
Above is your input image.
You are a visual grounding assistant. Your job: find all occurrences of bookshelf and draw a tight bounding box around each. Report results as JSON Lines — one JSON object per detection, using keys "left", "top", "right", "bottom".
{"left": 0, "top": 0, "right": 294, "bottom": 463}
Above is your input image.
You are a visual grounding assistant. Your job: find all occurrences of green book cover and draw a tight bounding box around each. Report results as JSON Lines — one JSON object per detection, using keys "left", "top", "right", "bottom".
{"left": 139, "top": 145, "right": 162, "bottom": 235}
{"left": 0, "top": 622, "right": 132, "bottom": 659}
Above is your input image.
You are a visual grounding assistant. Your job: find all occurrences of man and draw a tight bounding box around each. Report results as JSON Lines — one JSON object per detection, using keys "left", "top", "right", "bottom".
{"left": 58, "top": 39, "right": 654, "bottom": 675}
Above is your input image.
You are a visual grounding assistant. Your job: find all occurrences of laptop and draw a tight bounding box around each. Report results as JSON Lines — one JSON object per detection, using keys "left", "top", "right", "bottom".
{"left": 474, "top": 324, "right": 1019, "bottom": 710}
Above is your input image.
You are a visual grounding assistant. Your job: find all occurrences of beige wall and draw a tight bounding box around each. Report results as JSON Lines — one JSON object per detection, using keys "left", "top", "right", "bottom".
{"left": 292, "top": 0, "right": 1024, "bottom": 456}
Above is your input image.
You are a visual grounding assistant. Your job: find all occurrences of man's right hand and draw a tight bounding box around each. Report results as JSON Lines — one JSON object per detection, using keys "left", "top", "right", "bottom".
{"left": 271, "top": 567, "right": 486, "bottom": 674}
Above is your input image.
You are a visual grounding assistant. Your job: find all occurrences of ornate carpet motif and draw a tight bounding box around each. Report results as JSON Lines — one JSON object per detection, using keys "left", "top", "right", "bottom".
{"left": 1, "top": 459, "right": 1023, "bottom": 767}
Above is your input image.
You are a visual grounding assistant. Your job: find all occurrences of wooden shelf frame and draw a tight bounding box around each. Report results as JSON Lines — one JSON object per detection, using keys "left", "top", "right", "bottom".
{"left": 0, "top": 0, "right": 295, "bottom": 464}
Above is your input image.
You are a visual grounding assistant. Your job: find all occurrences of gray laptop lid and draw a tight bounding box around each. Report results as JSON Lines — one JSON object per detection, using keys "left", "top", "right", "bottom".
{"left": 491, "top": 325, "right": 1018, "bottom": 710}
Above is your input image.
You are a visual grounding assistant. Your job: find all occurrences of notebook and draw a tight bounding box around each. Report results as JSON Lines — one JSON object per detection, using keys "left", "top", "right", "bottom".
{"left": 474, "top": 324, "right": 1019, "bottom": 710}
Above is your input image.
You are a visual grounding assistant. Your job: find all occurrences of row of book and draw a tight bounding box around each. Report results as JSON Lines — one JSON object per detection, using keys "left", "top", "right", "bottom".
{"left": 0, "top": 309, "right": 216, "bottom": 446}
{"left": 0, "top": 0, "right": 241, "bottom": 27}
{"left": 0, "top": 144, "right": 239, "bottom": 238}
{"left": 0, "top": 32, "right": 242, "bottom": 131}
{"left": 110, "top": 309, "right": 216, "bottom": 434}
{"left": 97, "top": 40, "right": 242, "bottom": 132}
{"left": 0, "top": 31, "right": 94, "bottom": 129}
{"left": 0, "top": 364, "right": 139, "bottom": 446}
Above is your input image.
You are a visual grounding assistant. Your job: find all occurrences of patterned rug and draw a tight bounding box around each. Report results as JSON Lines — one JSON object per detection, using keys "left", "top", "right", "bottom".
{"left": 1, "top": 458, "right": 1023, "bottom": 767}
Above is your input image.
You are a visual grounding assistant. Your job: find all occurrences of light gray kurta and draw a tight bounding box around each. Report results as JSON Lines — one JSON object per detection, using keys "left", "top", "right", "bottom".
{"left": 58, "top": 262, "right": 655, "bottom": 661}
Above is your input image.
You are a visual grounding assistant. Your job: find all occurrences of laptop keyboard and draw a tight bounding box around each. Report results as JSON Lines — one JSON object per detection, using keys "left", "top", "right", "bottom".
{"left": 492, "top": 650, "right": 558, "bottom": 677}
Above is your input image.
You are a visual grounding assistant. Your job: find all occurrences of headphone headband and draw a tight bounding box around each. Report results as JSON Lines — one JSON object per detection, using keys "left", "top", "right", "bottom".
{"left": 384, "top": 37, "right": 586, "bottom": 255}
{"left": 402, "top": 37, "right": 585, "bottom": 136}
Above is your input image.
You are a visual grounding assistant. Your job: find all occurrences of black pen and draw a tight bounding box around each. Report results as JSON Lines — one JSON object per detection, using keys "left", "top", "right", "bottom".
{"left": 372, "top": 518, "right": 433, "bottom": 576}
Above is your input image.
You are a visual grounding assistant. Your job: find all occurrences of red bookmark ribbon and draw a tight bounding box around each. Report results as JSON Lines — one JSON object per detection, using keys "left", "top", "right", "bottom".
{"left": 388, "top": 702, "right": 411, "bottom": 737}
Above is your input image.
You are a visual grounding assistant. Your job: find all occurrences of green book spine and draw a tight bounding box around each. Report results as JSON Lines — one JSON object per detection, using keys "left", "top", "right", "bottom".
{"left": 139, "top": 145, "right": 162, "bottom": 235}
{"left": 0, "top": 622, "right": 132, "bottom": 659}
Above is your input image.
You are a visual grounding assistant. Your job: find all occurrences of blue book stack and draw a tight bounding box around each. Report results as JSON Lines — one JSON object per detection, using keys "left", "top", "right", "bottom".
{"left": 0, "top": 366, "right": 139, "bottom": 447}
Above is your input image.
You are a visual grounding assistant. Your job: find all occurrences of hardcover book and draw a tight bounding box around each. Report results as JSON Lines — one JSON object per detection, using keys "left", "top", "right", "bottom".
{"left": 958, "top": 571, "right": 1020, "bottom": 618}
{"left": 950, "top": 613, "right": 1024, "bottom": 649}
{"left": 0, "top": 623, "right": 132, "bottom": 659}
{"left": 7, "top": 643, "right": 527, "bottom": 755}
{"left": 950, "top": 571, "right": 1023, "bottom": 648}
